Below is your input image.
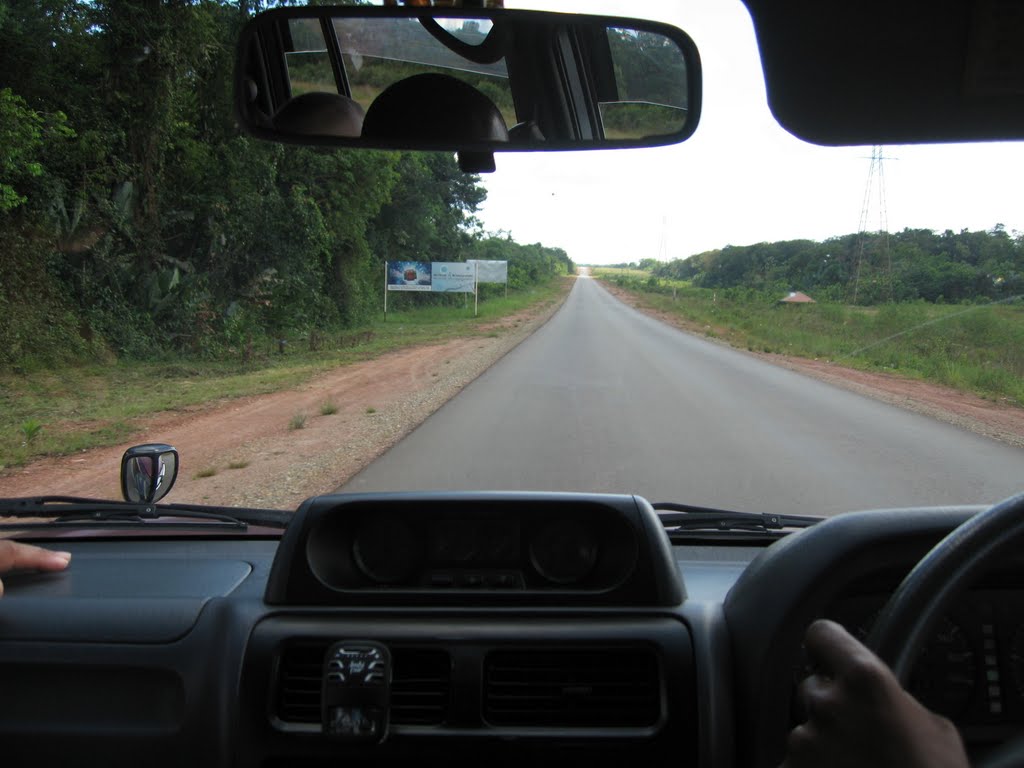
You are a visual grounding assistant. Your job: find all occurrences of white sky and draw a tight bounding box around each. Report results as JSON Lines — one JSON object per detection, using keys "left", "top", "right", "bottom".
{"left": 476, "top": 0, "right": 1024, "bottom": 265}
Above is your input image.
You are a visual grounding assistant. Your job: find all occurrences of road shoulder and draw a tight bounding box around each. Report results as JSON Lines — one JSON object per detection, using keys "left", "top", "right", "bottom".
{"left": 0, "top": 280, "right": 575, "bottom": 508}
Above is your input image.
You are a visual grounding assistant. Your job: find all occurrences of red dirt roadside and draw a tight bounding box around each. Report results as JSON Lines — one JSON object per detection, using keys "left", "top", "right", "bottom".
{"left": 0, "top": 288, "right": 570, "bottom": 510}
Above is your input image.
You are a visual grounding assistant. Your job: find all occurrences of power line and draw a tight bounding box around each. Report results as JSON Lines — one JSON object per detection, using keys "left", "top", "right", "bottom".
{"left": 852, "top": 146, "right": 897, "bottom": 303}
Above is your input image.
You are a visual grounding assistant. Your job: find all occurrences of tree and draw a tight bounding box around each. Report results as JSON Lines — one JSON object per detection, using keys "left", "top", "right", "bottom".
{"left": 0, "top": 0, "right": 568, "bottom": 365}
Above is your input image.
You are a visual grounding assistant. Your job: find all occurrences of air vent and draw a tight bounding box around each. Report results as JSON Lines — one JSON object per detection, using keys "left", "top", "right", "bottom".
{"left": 274, "top": 642, "right": 451, "bottom": 726}
{"left": 275, "top": 641, "right": 323, "bottom": 723}
{"left": 390, "top": 648, "right": 452, "bottom": 725}
{"left": 483, "top": 648, "right": 661, "bottom": 727}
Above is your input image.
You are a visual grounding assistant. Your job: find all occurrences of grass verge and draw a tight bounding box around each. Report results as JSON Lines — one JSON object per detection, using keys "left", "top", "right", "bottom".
{"left": 598, "top": 273, "right": 1024, "bottom": 407}
{"left": 0, "top": 277, "right": 572, "bottom": 469}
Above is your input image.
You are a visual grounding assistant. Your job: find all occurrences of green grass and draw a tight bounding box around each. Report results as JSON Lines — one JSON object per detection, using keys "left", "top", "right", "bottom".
{"left": 227, "top": 460, "right": 250, "bottom": 470}
{"left": 289, "top": 412, "right": 307, "bottom": 430}
{"left": 602, "top": 275, "right": 1024, "bottom": 407}
{"left": 365, "top": 407, "right": 377, "bottom": 415}
{"left": 0, "top": 277, "right": 571, "bottom": 469}
{"left": 320, "top": 400, "right": 338, "bottom": 416}
{"left": 591, "top": 267, "right": 651, "bottom": 278}
{"left": 193, "top": 467, "right": 218, "bottom": 479}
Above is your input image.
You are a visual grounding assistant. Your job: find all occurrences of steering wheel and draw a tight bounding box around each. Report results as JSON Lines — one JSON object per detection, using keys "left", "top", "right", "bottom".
{"left": 866, "top": 491, "right": 1024, "bottom": 768}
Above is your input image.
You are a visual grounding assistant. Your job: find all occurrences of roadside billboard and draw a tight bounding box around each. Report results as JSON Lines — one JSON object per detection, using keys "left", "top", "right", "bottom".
{"left": 468, "top": 260, "right": 508, "bottom": 284}
{"left": 386, "top": 261, "right": 432, "bottom": 291}
{"left": 432, "top": 262, "right": 476, "bottom": 293}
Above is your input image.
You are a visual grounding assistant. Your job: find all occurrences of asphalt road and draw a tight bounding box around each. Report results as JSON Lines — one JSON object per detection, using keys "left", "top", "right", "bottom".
{"left": 341, "top": 277, "right": 1024, "bottom": 516}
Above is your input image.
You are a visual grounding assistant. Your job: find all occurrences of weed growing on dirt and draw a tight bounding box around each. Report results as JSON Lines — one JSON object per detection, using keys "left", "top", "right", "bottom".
{"left": 20, "top": 419, "right": 42, "bottom": 443}
{"left": 289, "top": 413, "right": 307, "bottom": 430}
{"left": 194, "top": 467, "right": 218, "bottom": 479}
{"left": 320, "top": 400, "right": 338, "bottom": 416}
{"left": 227, "top": 460, "right": 249, "bottom": 470}
{"left": 365, "top": 407, "right": 377, "bottom": 415}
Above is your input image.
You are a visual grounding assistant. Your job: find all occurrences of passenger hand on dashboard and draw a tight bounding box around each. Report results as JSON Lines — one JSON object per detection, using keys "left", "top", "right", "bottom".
{"left": 0, "top": 540, "right": 71, "bottom": 597}
{"left": 781, "top": 619, "right": 969, "bottom": 768}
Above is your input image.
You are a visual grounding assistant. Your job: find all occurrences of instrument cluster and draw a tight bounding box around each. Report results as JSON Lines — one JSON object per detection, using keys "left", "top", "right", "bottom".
{"left": 827, "top": 589, "right": 1024, "bottom": 733}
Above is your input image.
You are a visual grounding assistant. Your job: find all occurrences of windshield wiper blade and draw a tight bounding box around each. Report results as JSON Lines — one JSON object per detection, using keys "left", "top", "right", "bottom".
{"left": 652, "top": 501, "right": 822, "bottom": 532}
{"left": 0, "top": 497, "right": 245, "bottom": 530}
{"left": 0, "top": 496, "right": 291, "bottom": 530}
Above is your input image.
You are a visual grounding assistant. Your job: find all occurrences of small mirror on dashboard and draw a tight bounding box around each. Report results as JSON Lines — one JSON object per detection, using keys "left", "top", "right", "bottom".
{"left": 121, "top": 444, "right": 179, "bottom": 504}
{"left": 235, "top": 5, "right": 701, "bottom": 154}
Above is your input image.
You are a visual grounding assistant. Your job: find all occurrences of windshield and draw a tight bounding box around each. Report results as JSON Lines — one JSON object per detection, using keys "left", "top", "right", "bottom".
{"left": 1, "top": 0, "right": 1022, "bottom": 524}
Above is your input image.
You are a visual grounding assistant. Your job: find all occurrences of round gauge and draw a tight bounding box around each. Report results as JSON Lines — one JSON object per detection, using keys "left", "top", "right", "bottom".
{"left": 528, "top": 519, "right": 599, "bottom": 585}
{"left": 909, "top": 617, "right": 977, "bottom": 719}
{"left": 430, "top": 521, "right": 480, "bottom": 563}
{"left": 351, "top": 515, "right": 421, "bottom": 585}
{"left": 478, "top": 521, "right": 520, "bottom": 563}
{"left": 826, "top": 601, "right": 977, "bottom": 722}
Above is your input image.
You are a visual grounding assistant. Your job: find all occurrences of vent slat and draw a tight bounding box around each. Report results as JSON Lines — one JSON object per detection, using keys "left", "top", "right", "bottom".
{"left": 274, "top": 643, "right": 451, "bottom": 726}
{"left": 484, "top": 649, "right": 661, "bottom": 727}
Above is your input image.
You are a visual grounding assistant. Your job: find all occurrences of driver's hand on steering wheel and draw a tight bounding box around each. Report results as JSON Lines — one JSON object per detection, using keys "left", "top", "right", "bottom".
{"left": 781, "top": 619, "right": 969, "bottom": 768}
{"left": 0, "top": 540, "right": 71, "bottom": 597}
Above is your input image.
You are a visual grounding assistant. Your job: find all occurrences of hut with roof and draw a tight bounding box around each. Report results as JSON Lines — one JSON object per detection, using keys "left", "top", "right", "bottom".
{"left": 779, "top": 291, "right": 816, "bottom": 304}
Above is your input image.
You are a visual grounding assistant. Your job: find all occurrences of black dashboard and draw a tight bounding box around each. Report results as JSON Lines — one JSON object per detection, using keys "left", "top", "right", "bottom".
{"left": 0, "top": 493, "right": 1015, "bottom": 768}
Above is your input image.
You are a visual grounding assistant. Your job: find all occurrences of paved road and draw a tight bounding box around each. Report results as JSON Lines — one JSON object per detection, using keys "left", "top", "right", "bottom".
{"left": 341, "top": 277, "right": 1023, "bottom": 516}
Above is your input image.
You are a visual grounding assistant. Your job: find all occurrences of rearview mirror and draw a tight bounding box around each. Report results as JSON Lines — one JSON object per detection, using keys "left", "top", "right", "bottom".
{"left": 235, "top": 5, "right": 700, "bottom": 169}
{"left": 121, "top": 444, "right": 179, "bottom": 504}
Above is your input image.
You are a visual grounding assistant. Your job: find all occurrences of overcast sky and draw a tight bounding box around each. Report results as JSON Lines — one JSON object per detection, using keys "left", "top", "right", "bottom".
{"left": 476, "top": 0, "right": 1024, "bottom": 265}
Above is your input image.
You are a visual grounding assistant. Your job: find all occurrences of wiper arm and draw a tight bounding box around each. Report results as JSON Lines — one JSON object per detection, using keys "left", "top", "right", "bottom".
{"left": 0, "top": 496, "right": 291, "bottom": 530}
{"left": 652, "top": 501, "right": 821, "bottom": 533}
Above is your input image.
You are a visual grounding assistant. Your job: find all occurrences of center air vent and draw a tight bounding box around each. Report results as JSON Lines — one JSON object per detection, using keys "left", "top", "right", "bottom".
{"left": 274, "top": 642, "right": 451, "bottom": 727}
{"left": 389, "top": 648, "right": 452, "bottom": 725}
{"left": 483, "top": 648, "right": 662, "bottom": 728}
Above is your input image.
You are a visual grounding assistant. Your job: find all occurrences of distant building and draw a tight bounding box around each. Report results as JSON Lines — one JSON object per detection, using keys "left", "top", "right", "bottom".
{"left": 780, "top": 291, "right": 816, "bottom": 304}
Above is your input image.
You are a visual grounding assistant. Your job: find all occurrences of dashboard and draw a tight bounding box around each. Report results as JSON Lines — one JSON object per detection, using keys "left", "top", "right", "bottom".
{"left": 0, "top": 493, "right": 1017, "bottom": 768}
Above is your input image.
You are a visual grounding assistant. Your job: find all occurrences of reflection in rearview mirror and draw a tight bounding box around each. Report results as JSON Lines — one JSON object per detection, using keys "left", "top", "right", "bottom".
{"left": 121, "top": 444, "right": 179, "bottom": 504}
{"left": 235, "top": 6, "right": 701, "bottom": 161}
{"left": 601, "top": 27, "right": 689, "bottom": 140}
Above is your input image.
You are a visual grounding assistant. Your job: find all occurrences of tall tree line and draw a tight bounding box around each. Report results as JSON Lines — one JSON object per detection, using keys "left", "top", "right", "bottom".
{"left": 650, "top": 227, "right": 1023, "bottom": 304}
{"left": 0, "top": 1, "right": 573, "bottom": 366}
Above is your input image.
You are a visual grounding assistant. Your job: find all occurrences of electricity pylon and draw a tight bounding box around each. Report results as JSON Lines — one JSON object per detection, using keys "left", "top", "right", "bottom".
{"left": 852, "top": 146, "right": 896, "bottom": 304}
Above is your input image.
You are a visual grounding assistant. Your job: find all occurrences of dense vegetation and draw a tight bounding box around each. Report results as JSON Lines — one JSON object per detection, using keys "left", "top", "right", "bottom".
{"left": 0, "top": 1, "right": 572, "bottom": 369}
{"left": 643, "top": 227, "right": 1023, "bottom": 304}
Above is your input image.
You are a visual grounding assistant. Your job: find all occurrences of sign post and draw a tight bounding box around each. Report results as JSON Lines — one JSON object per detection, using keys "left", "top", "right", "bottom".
{"left": 431, "top": 262, "right": 475, "bottom": 293}
{"left": 467, "top": 260, "right": 509, "bottom": 305}
{"left": 386, "top": 261, "right": 432, "bottom": 321}
{"left": 383, "top": 261, "right": 479, "bottom": 317}
{"left": 474, "top": 261, "right": 479, "bottom": 317}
